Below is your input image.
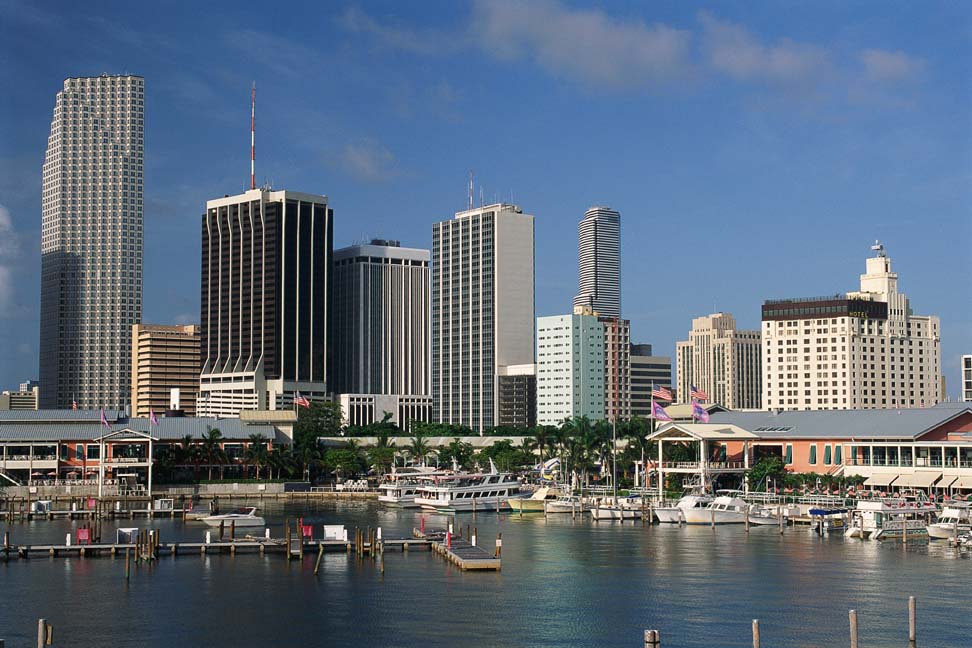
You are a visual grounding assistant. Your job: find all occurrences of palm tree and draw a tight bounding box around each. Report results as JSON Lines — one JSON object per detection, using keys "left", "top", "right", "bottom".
{"left": 406, "top": 433, "right": 431, "bottom": 467}
{"left": 201, "top": 427, "right": 224, "bottom": 481}
{"left": 533, "top": 425, "right": 553, "bottom": 463}
{"left": 245, "top": 434, "right": 268, "bottom": 479}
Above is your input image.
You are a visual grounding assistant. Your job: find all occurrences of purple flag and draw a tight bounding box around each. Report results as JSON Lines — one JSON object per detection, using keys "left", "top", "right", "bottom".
{"left": 150, "top": 409, "right": 159, "bottom": 426}
{"left": 692, "top": 400, "right": 710, "bottom": 423}
{"left": 100, "top": 408, "right": 111, "bottom": 431}
{"left": 652, "top": 401, "right": 672, "bottom": 422}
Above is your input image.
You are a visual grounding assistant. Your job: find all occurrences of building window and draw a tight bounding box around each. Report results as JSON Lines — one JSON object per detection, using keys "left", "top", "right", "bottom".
{"left": 834, "top": 445, "right": 842, "bottom": 465}
{"left": 809, "top": 445, "right": 817, "bottom": 465}
{"left": 784, "top": 445, "right": 792, "bottom": 465}
{"left": 824, "top": 445, "right": 832, "bottom": 465}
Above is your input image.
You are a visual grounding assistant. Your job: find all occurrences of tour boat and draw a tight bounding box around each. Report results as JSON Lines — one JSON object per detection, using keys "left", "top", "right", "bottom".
{"left": 200, "top": 507, "right": 266, "bottom": 528}
{"left": 654, "top": 494, "right": 713, "bottom": 524}
{"left": 507, "top": 486, "right": 562, "bottom": 513}
{"left": 844, "top": 499, "right": 937, "bottom": 540}
{"left": 927, "top": 504, "right": 972, "bottom": 539}
{"left": 413, "top": 468, "right": 522, "bottom": 513}
{"left": 681, "top": 492, "right": 749, "bottom": 525}
{"left": 377, "top": 467, "right": 447, "bottom": 508}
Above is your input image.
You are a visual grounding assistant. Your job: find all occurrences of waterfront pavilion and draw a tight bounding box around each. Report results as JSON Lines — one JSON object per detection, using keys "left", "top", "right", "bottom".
{"left": 647, "top": 423, "right": 758, "bottom": 496}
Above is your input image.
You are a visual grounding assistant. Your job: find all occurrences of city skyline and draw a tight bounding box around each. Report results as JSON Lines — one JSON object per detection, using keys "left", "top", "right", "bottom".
{"left": 2, "top": 1, "right": 970, "bottom": 397}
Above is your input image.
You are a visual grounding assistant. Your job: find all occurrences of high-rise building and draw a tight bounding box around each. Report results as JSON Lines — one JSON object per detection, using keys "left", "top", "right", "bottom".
{"left": 573, "top": 206, "right": 621, "bottom": 318}
{"left": 963, "top": 355, "right": 972, "bottom": 402}
{"left": 198, "top": 188, "right": 332, "bottom": 416}
{"left": 600, "top": 314, "right": 631, "bottom": 421}
{"left": 40, "top": 74, "right": 145, "bottom": 410}
{"left": 536, "top": 312, "right": 604, "bottom": 426}
{"left": 0, "top": 388, "right": 39, "bottom": 410}
{"left": 630, "top": 343, "right": 672, "bottom": 418}
{"left": 330, "top": 240, "right": 430, "bottom": 396}
{"left": 762, "top": 243, "right": 941, "bottom": 411}
{"left": 130, "top": 324, "right": 201, "bottom": 417}
{"left": 676, "top": 313, "right": 761, "bottom": 409}
{"left": 432, "top": 203, "right": 534, "bottom": 432}
{"left": 496, "top": 364, "right": 537, "bottom": 429}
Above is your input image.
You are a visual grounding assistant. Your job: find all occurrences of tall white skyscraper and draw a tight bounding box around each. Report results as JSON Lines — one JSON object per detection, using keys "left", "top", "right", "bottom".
{"left": 762, "top": 243, "right": 941, "bottom": 411}
{"left": 432, "top": 203, "right": 535, "bottom": 432}
{"left": 536, "top": 311, "right": 604, "bottom": 426}
{"left": 573, "top": 206, "right": 620, "bottom": 318}
{"left": 40, "top": 75, "right": 145, "bottom": 410}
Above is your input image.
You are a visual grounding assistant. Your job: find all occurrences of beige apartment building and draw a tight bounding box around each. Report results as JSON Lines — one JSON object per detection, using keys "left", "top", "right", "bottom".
{"left": 130, "top": 324, "right": 201, "bottom": 417}
{"left": 676, "top": 313, "right": 762, "bottom": 409}
{"left": 762, "top": 243, "right": 941, "bottom": 411}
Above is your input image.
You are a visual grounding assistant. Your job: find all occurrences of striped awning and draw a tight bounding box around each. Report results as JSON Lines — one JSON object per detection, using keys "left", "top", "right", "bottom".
{"left": 863, "top": 472, "right": 899, "bottom": 487}
{"left": 893, "top": 472, "right": 941, "bottom": 488}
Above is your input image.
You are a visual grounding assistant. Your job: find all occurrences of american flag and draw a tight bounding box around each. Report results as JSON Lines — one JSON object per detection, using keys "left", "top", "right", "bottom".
{"left": 72, "top": 400, "right": 78, "bottom": 411}
{"left": 651, "top": 385, "right": 673, "bottom": 401}
{"left": 293, "top": 392, "right": 311, "bottom": 408}
{"left": 690, "top": 385, "right": 708, "bottom": 401}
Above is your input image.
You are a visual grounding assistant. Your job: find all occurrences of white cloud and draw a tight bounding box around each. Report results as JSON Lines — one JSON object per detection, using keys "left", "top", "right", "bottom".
{"left": 861, "top": 49, "right": 924, "bottom": 82}
{"left": 699, "top": 12, "right": 830, "bottom": 84}
{"left": 338, "top": 139, "right": 400, "bottom": 183}
{"left": 340, "top": 6, "right": 444, "bottom": 55}
{"left": 471, "top": 0, "right": 692, "bottom": 88}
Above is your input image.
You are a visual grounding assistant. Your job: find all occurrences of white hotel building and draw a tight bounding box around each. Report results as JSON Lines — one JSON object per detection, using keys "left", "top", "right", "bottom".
{"left": 762, "top": 244, "right": 941, "bottom": 411}
{"left": 536, "top": 311, "right": 604, "bottom": 426}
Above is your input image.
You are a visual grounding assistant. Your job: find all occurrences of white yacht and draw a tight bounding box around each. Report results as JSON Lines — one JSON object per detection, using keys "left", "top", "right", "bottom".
{"left": 844, "top": 499, "right": 937, "bottom": 540}
{"left": 545, "top": 494, "right": 585, "bottom": 514}
{"left": 590, "top": 496, "right": 646, "bottom": 520}
{"left": 200, "top": 507, "right": 266, "bottom": 528}
{"left": 377, "top": 467, "right": 447, "bottom": 508}
{"left": 413, "top": 468, "right": 522, "bottom": 513}
{"left": 927, "top": 504, "right": 972, "bottom": 539}
{"left": 681, "top": 492, "right": 749, "bottom": 525}
{"left": 654, "top": 494, "right": 713, "bottom": 524}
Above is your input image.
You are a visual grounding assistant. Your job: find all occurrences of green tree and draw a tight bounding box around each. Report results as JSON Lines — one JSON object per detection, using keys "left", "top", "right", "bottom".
{"left": 438, "top": 438, "right": 474, "bottom": 470}
{"left": 406, "top": 433, "right": 431, "bottom": 467}
{"left": 293, "top": 401, "right": 344, "bottom": 450}
{"left": 200, "top": 427, "right": 224, "bottom": 481}
{"left": 746, "top": 456, "right": 786, "bottom": 491}
{"left": 245, "top": 433, "right": 269, "bottom": 479}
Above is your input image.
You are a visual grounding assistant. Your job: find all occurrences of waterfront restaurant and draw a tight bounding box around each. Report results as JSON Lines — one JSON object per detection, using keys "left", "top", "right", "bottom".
{"left": 0, "top": 410, "right": 295, "bottom": 492}
{"left": 648, "top": 402, "right": 972, "bottom": 496}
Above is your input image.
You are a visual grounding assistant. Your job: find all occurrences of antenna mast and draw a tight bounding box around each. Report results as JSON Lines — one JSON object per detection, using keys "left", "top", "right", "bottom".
{"left": 250, "top": 82, "right": 256, "bottom": 190}
{"left": 468, "top": 170, "right": 474, "bottom": 210}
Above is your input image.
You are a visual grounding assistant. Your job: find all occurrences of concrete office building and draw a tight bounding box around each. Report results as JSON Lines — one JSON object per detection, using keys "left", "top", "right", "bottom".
{"left": 573, "top": 206, "right": 621, "bottom": 318}
{"left": 339, "top": 393, "right": 433, "bottom": 432}
{"left": 536, "top": 312, "right": 604, "bottom": 426}
{"left": 600, "top": 315, "right": 631, "bottom": 421}
{"left": 762, "top": 243, "right": 941, "bottom": 411}
{"left": 963, "top": 355, "right": 972, "bottom": 403}
{"left": 0, "top": 388, "right": 39, "bottom": 410}
{"left": 431, "top": 203, "right": 535, "bottom": 432}
{"left": 39, "top": 74, "right": 145, "bottom": 410}
{"left": 198, "top": 188, "right": 332, "bottom": 417}
{"left": 676, "top": 313, "right": 761, "bottom": 409}
{"left": 130, "top": 324, "right": 201, "bottom": 417}
{"left": 330, "top": 240, "right": 430, "bottom": 397}
{"left": 496, "top": 364, "right": 536, "bottom": 429}
{"left": 630, "top": 344, "right": 673, "bottom": 418}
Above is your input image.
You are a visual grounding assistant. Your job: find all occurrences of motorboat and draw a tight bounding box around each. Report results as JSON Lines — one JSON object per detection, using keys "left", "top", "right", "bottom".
{"left": 654, "top": 494, "right": 713, "bottom": 524}
{"left": 413, "top": 467, "right": 522, "bottom": 513}
{"left": 927, "top": 504, "right": 972, "bottom": 539}
{"left": 590, "top": 495, "right": 647, "bottom": 521}
{"left": 681, "top": 492, "right": 749, "bottom": 525}
{"left": 377, "top": 467, "right": 447, "bottom": 508}
{"left": 544, "top": 494, "right": 585, "bottom": 514}
{"left": 200, "top": 507, "right": 266, "bottom": 528}
{"left": 807, "top": 507, "right": 849, "bottom": 533}
{"left": 507, "top": 486, "right": 562, "bottom": 513}
{"left": 844, "top": 499, "right": 937, "bottom": 540}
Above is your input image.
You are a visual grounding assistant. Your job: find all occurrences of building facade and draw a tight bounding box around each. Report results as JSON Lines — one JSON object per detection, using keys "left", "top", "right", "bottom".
{"left": 130, "top": 324, "right": 201, "bottom": 417}
{"left": 962, "top": 355, "right": 971, "bottom": 403}
{"left": 600, "top": 315, "right": 631, "bottom": 421}
{"left": 573, "top": 206, "right": 621, "bottom": 318}
{"left": 676, "top": 312, "right": 761, "bottom": 409}
{"left": 330, "top": 240, "right": 429, "bottom": 396}
{"left": 431, "top": 203, "right": 535, "bottom": 433}
{"left": 40, "top": 74, "right": 145, "bottom": 410}
{"left": 0, "top": 388, "right": 39, "bottom": 410}
{"left": 762, "top": 244, "right": 941, "bottom": 411}
{"left": 630, "top": 344, "right": 672, "bottom": 418}
{"left": 338, "top": 393, "right": 432, "bottom": 432}
{"left": 198, "top": 188, "right": 332, "bottom": 417}
{"left": 536, "top": 313, "right": 604, "bottom": 426}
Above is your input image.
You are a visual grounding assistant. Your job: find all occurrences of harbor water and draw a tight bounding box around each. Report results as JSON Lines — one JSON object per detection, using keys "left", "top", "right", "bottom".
{"left": 1, "top": 499, "right": 970, "bottom": 647}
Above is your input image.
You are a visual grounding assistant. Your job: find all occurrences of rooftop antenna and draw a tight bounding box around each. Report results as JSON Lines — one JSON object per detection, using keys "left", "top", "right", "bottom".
{"left": 250, "top": 82, "right": 256, "bottom": 191}
{"left": 479, "top": 186, "right": 484, "bottom": 208}
{"left": 468, "top": 170, "right": 474, "bottom": 210}
{"left": 871, "top": 240, "right": 886, "bottom": 257}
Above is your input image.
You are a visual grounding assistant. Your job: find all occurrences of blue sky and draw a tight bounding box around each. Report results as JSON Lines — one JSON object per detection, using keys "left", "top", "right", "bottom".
{"left": 1, "top": 1, "right": 970, "bottom": 396}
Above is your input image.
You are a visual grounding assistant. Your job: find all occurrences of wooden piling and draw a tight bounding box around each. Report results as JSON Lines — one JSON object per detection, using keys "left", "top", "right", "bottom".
{"left": 908, "top": 596, "right": 916, "bottom": 645}
{"left": 849, "top": 609, "right": 858, "bottom": 648}
{"left": 644, "top": 629, "right": 660, "bottom": 647}
{"left": 752, "top": 619, "right": 760, "bottom": 648}
{"left": 125, "top": 548, "right": 130, "bottom": 581}
{"left": 710, "top": 507, "right": 716, "bottom": 529}
{"left": 745, "top": 505, "right": 751, "bottom": 532}
{"left": 230, "top": 520, "right": 236, "bottom": 541}
{"left": 314, "top": 543, "right": 324, "bottom": 575}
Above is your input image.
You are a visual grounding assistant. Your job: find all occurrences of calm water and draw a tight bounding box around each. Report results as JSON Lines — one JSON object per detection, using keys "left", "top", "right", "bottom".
{"left": 1, "top": 500, "right": 970, "bottom": 647}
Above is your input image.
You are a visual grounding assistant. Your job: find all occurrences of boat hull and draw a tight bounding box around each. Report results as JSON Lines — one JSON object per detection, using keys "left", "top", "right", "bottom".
{"left": 681, "top": 509, "right": 745, "bottom": 525}
{"left": 590, "top": 506, "right": 642, "bottom": 520}
{"left": 200, "top": 517, "right": 266, "bottom": 528}
{"left": 415, "top": 497, "right": 512, "bottom": 513}
{"left": 927, "top": 523, "right": 971, "bottom": 539}
{"left": 507, "top": 499, "right": 548, "bottom": 512}
{"left": 653, "top": 507, "right": 683, "bottom": 524}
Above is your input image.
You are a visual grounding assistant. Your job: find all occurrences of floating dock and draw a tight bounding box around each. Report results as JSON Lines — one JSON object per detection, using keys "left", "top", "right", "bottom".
{"left": 415, "top": 528, "right": 502, "bottom": 571}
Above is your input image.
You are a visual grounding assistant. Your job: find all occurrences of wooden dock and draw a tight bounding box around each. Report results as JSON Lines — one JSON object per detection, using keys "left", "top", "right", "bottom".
{"left": 415, "top": 527, "right": 502, "bottom": 571}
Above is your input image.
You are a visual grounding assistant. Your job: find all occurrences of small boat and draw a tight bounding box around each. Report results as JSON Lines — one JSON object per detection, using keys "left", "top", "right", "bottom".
{"left": 681, "top": 492, "right": 749, "bottom": 525}
{"left": 545, "top": 495, "right": 585, "bottom": 514}
{"left": 200, "top": 507, "right": 266, "bottom": 528}
{"left": 507, "top": 486, "right": 561, "bottom": 513}
{"left": 654, "top": 494, "right": 712, "bottom": 524}
{"left": 590, "top": 495, "right": 645, "bottom": 520}
{"left": 747, "top": 504, "right": 788, "bottom": 526}
{"left": 927, "top": 504, "right": 972, "bottom": 539}
{"left": 807, "top": 507, "right": 849, "bottom": 533}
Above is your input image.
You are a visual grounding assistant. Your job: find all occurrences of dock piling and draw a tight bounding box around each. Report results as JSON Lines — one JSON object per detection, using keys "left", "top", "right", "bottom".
{"left": 643, "top": 629, "right": 660, "bottom": 647}
{"left": 908, "top": 596, "right": 916, "bottom": 645}
{"left": 752, "top": 619, "right": 760, "bottom": 648}
{"left": 849, "top": 609, "right": 858, "bottom": 648}
{"left": 495, "top": 532, "right": 502, "bottom": 558}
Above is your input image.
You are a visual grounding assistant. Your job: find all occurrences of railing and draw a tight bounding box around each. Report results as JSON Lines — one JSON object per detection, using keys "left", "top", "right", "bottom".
{"left": 657, "top": 462, "right": 700, "bottom": 470}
